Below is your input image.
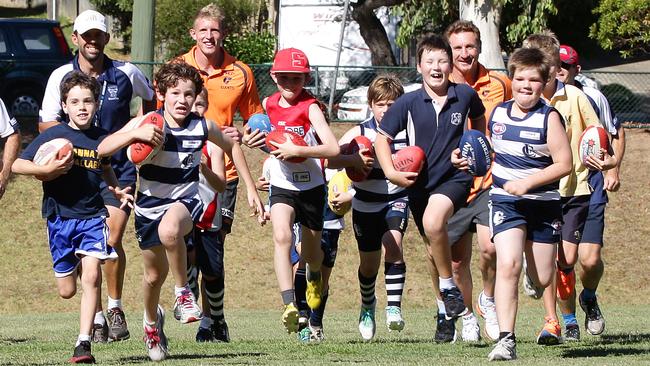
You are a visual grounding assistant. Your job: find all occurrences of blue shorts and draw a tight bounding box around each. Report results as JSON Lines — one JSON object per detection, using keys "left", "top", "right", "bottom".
{"left": 134, "top": 197, "right": 203, "bottom": 250}
{"left": 352, "top": 198, "right": 409, "bottom": 252}
{"left": 410, "top": 179, "right": 470, "bottom": 237}
{"left": 581, "top": 203, "right": 605, "bottom": 246}
{"left": 191, "top": 229, "right": 225, "bottom": 277}
{"left": 47, "top": 216, "right": 117, "bottom": 277}
{"left": 290, "top": 226, "right": 340, "bottom": 269}
{"left": 101, "top": 182, "right": 136, "bottom": 215}
{"left": 560, "top": 195, "right": 590, "bottom": 244}
{"left": 489, "top": 195, "right": 562, "bottom": 244}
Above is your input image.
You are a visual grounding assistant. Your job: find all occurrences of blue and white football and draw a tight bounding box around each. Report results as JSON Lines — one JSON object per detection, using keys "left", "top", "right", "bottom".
{"left": 247, "top": 113, "right": 272, "bottom": 134}
{"left": 459, "top": 129, "right": 492, "bottom": 176}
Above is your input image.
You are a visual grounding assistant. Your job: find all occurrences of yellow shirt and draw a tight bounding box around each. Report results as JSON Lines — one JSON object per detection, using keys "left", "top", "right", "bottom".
{"left": 545, "top": 81, "right": 600, "bottom": 197}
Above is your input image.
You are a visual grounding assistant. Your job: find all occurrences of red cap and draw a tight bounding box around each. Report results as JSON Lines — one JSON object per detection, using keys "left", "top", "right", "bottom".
{"left": 271, "top": 48, "right": 311, "bottom": 73}
{"left": 559, "top": 45, "right": 579, "bottom": 65}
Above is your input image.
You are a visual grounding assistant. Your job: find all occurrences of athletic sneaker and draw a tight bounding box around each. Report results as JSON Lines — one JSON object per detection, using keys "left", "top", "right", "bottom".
{"left": 358, "top": 305, "right": 376, "bottom": 341}
{"left": 522, "top": 257, "right": 544, "bottom": 299}
{"left": 556, "top": 268, "right": 575, "bottom": 301}
{"left": 488, "top": 336, "right": 517, "bottom": 361}
{"left": 91, "top": 322, "right": 108, "bottom": 343}
{"left": 173, "top": 289, "right": 202, "bottom": 324}
{"left": 306, "top": 277, "right": 323, "bottom": 310}
{"left": 461, "top": 313, "right": 480, "bottom": 342}
{"left": 434, "top": 314, "right": 457, "bottom": 343}
{"left": 309, "top": 323, "right": 325, "bottom": 343}
{"left": 282, "top": 302, "right": 300, "bottom": 333}
{"left": 107, "top": 307, "right": 130, "bottom": 341}
{"left": 475, "top": 292, "right": 499, "bottom": 341}
{"left": 212, "top": 320, "right": 230, "bottom": 342}
{"left": 536, "top": 316, "right": 562, "bottom": 345}
{"left": 385, "top": 306, "right": 405, "bottom": 332}
{"left": 579, "top": 292, "right": 605, "bottom": 335}
{"left": 69, "top": 341, "right": 95, "bottom": 364}
{"left": 565, "top": 324, "right": 581, "bottom": 342}
{"left": 143, "top": 305, "right": 168, "bottom": 362}
{"left": 440, "top": 287, "right": 468, "bottom": 320}
{"left": 195, "top": 326, "right": 214, "bottom": 342}
{"left": 298, "top": 326, "right": 311, "bottom": 343}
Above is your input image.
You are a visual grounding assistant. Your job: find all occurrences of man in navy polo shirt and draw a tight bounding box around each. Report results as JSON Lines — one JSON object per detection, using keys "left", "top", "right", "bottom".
{"left": 375, "top": 35, "right": 486, "bottom": 330}
{"left": 39, "top": 9, "right": 155, "bottom": 343}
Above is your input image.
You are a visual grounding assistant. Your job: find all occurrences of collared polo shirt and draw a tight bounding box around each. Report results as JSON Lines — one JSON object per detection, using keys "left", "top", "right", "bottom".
{"left": 39, "top": 54, "right": 154, "bottom": 184}
{"left": 378, "top": 83, "right": 485, "bottom": 194}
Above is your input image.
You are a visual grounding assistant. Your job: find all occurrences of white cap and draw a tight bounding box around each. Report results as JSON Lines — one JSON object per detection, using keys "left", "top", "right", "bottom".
{"left": 73, "top": 10, "right": 107, "bottom": 34}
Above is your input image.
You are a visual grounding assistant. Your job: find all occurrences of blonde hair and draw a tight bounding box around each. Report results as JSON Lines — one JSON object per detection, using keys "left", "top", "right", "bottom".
{"left": 194, "top": 3, "right": 226, "bottom": 29}
{"left": 445, "top": 20, "right": 481, "bottom": 51}
{"left": 367, "top": 74, "right": 404, "bottom": 105}
{"left": 522, "top": 31, "right": 560, "bottom": 67}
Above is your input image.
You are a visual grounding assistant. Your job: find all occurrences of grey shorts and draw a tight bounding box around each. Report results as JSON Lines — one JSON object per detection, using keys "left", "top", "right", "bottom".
{"left": 447, "top": 188, "right": 490, "bottom": 245}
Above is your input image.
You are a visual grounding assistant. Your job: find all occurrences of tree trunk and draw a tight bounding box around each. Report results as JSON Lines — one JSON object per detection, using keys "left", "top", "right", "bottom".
{"left": 460, "top": 0, "right": 505, "bottom": 70}
{"left": 351, "top": 0, "right": 402, "bottom": 66}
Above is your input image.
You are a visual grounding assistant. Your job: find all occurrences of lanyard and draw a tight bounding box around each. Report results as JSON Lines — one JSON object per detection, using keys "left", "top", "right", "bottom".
{"left": 94, "top": 79, "right": 107, "bottom": 127}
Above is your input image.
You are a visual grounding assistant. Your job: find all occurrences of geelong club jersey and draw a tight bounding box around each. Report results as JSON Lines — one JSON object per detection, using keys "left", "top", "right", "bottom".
{"left": 490, "top": 100, "right": 562, "bottom": 201}
{"left": 135, "top": 111, "right": 208, "bottom": 221}
{"left": 196, "top": 142, "right": 222, "bottom": 231}
{"left": 353, "top": 117, "right": 408, "bottom": 212}
{"left": 266, "top": 90, "right": 324, "bottom": 191}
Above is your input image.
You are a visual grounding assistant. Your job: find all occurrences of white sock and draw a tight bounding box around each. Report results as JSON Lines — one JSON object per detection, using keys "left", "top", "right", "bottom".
{"left": 480, "top": 291, "right": 495, "bottom": 306}
{"left": 107, "top": 296, "right": 122, "bottom": 310}
{"left": 437, "top": 298, "right": 446, "bottom": 315}
{"left": 94, "top": 311, "right": 105, "bottom": 325}
{"left": 200, "top": 316, "right": 214, "bottom": 329}
{"left": 77, "top": 334, "right": 91, "bottom": 346}
{"left": 439, "top": 276, "right": 456, "bottom": 290}
{"left": 175, "top": 285, "right": 190, "bottom": 297}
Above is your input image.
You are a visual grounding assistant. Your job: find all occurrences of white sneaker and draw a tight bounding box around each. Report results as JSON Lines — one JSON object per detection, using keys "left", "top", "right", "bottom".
{"left": 173, "top": 289, "right": 203, "bottom": 324}
{"left": 385, "top": 306, "right": 405, "bottom": 332}
{"left": 476, "top": 291, "right": 499, "bottom": 341}
{"left": 358, "top": 304, "right": 376, "bottom": 341}
{"left": 143, "top": 305, "right": 168, "bottom": 362}
{"left": 461, "top": 313, "right": 480, "bottom": 342}
{"left": 522, "top": 255, "right": 543, "bottom": 299}
{"left": 488, "top": 336, "right": 517, "bottom": 361}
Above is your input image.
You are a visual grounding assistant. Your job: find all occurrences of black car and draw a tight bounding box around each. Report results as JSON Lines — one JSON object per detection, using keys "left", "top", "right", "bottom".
{"left": 0, "top": 18, "right": 72, "bottom": 122}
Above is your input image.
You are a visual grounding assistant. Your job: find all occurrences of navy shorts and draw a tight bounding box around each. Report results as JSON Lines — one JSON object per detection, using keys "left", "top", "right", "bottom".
{"left": 447, "top": 188, "right": 490, "bottom": 245}
{"left": 581, "top": 203, "right": 605, "bottom": 246}
{"left": 352, "top": 198, "right": 409, "bottom": 252}
{"left": 101, "top": 182, "right": 136, "bottom": 215}
{"left": 134, "top": 197, "right": 203, "bottom": 250}
{"left": 561, "top": 195, "right": 591, "bottom": 244}
{"left": 489, "top": 195, "right": 562, "bottom": 244}
{"left": 410, "top": 179, "right": 470, "bottom": 237}
{"left": 219, "top": 179, "right": 238, "bottom": 234}
{"left": 290, "top": 226, "right": 340, "bottom": 268}
{"left": 191, "top": 229, "right": 225, "bottom": 278}
{"left": 270, "top": 185, "right": 326, "bottom": 231}
{"left": 47, "top": 215, "right": 117, "bottom": 277}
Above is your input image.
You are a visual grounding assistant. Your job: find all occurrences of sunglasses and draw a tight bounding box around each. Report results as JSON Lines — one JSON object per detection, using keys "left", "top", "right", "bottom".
{"left": 561, "top": 62, "right": 576, "bottom": 70}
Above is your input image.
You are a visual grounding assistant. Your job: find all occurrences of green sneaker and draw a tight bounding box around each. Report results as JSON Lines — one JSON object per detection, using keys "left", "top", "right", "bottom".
{"left": 298, "top": 326, "right": 311, "bottom": 343}
{"left": 358, "top": 304, "right": 376, "bottom": 341}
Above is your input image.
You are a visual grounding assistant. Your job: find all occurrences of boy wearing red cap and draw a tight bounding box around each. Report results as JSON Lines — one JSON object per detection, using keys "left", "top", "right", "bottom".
{"left": 554, "top": 44, "right": 625, "bottom": 341}
{"left": 264, "top": 48, "right": 339, "bottom": 333}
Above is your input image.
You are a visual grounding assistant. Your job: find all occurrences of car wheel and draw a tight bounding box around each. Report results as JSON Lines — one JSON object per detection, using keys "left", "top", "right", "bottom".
{"left": 6, "top": 87, "right": 41, "bottom": 117}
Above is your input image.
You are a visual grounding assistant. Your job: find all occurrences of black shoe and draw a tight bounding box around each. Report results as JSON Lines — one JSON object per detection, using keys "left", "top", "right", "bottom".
{"left": 565, "top": 324, "right": 581, "bottom": 341}
{"left": 196, "top": 326, "right": 215, "bottom": 342}
{"left": 579, "top": 291, "right": 605, "bottom": 335}
{"left": 212, "top": 320, "right": 230, "bottom": 343}
{"left": 434, "top": 313, "right": 457, "bottom": 343}
{"left": 91, "top": 322, "right": 108, "bottom": 343}
{"left": 441, "top": 287, "right": 468, "bottom": 320}
{"left": 70, "top": 341, "right": 95, "bottom": 364}
{"left": 107, "top": 307, "right": 130, "bottom": 341}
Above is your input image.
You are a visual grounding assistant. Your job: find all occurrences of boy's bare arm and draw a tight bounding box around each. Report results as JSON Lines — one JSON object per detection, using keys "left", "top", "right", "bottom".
{"left": 98, "top": 117, "right": 163, "bottom": 157}
{"left": 201, "top": 146, "right": 226, "bottom": 193}
{"left": 102, "top": 163, "right": 134, "bottom": 209}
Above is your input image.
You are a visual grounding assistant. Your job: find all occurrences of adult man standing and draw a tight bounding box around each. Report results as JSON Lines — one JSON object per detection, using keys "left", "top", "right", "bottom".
{"left": 431, "top": 20, "right": 511, "bottom": 343}
{"left": 177, "top": 3, "right": 264, "bottom": 342}
{"left": 0, "top": 98, "right": 20, "bottom": 200}
{"left": 39, "top": 9, "right": 156, "bottom": 342}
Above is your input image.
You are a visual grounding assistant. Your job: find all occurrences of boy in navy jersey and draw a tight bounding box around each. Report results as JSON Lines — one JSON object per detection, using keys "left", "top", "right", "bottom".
{"left": 12, "top": 71, "right": 134, "bottom": 363}
{"left": 98, "top": 62, "right": 263, "bottom": 361}
{"left": 459, "top": 48, "right": 572, "bottom": 361}
{"left": 375, "top": 35, "right": 486, "bottom": 325}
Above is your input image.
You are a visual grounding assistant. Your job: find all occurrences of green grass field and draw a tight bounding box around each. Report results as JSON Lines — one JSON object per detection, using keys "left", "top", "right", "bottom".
{"left": 0, "top": 127, "right": 649, "bottom": 364}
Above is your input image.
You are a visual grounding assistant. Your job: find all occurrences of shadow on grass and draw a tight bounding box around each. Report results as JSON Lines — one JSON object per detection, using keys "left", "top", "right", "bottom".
{"left": 119, "top": 352, "right": 267, "bottom": 363}
{"left": 562, "top": 346, "right": 650, "bottom": 358}
{"left": 345, "top": 338, "right": 490, "bottom": 348}
{"left": 598, "top": 333, "right": 650, "bottom": 345}
{"left": 0, "top": 337, "right": 31, "bottom": 345}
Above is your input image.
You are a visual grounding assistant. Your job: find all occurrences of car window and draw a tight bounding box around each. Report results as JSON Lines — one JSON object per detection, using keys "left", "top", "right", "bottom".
{"left": 19, "top": 27, "right": 52, "bottom": 51}
{"left": 0, "top": 31, "right": 7, "bottom": 53}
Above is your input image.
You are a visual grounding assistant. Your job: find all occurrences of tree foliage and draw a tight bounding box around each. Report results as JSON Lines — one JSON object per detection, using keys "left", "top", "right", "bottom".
{"left": 589, "top": 0, "right": 650, "bottom": 58}
{"left": 89, "top": 0, "right": 133, "bottom": 51}
{"left": 393, "top": 0, "right": 457, "bottom": 48}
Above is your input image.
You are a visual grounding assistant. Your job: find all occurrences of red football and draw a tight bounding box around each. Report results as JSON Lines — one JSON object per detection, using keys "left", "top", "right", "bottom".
{"left": 578, "top": 125, "right": 609, "bottom": 169}
{"left": 392, "top": 146, "right": 425, "bottom": 174}
{"left": 345, "top": 135, "right": 374, "bottom": 182}
{"left": 127, "top": 112, "right": 165, "bottom": 165}
{"left": 265, "top": 130, "right": 307, "bottom": 163}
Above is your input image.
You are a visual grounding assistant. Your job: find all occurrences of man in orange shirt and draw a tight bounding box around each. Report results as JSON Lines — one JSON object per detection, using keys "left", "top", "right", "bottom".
{"left": 430, "top": 20, "right": 511, "bottom": 343}
{"left": 176, "top": 3, "right": 264, "bottom": 343}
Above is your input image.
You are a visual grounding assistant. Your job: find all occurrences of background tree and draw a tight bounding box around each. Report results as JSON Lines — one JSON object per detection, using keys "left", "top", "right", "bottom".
{"left": 350, "top": 0, "right": 406, "bottom": 66}
{"left": 89, "top": 0, "right": 133, "bottom": 52}
{"left": 589, "top": 0, "right": 650, "bottom": 58}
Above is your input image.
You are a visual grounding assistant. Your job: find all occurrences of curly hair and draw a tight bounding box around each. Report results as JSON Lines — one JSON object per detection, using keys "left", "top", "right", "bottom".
{"left": 60, "top": 71, "right": 101, "bottom": 103}
{"left": 154, "top": 61, "right": 204, "bottom": 96}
